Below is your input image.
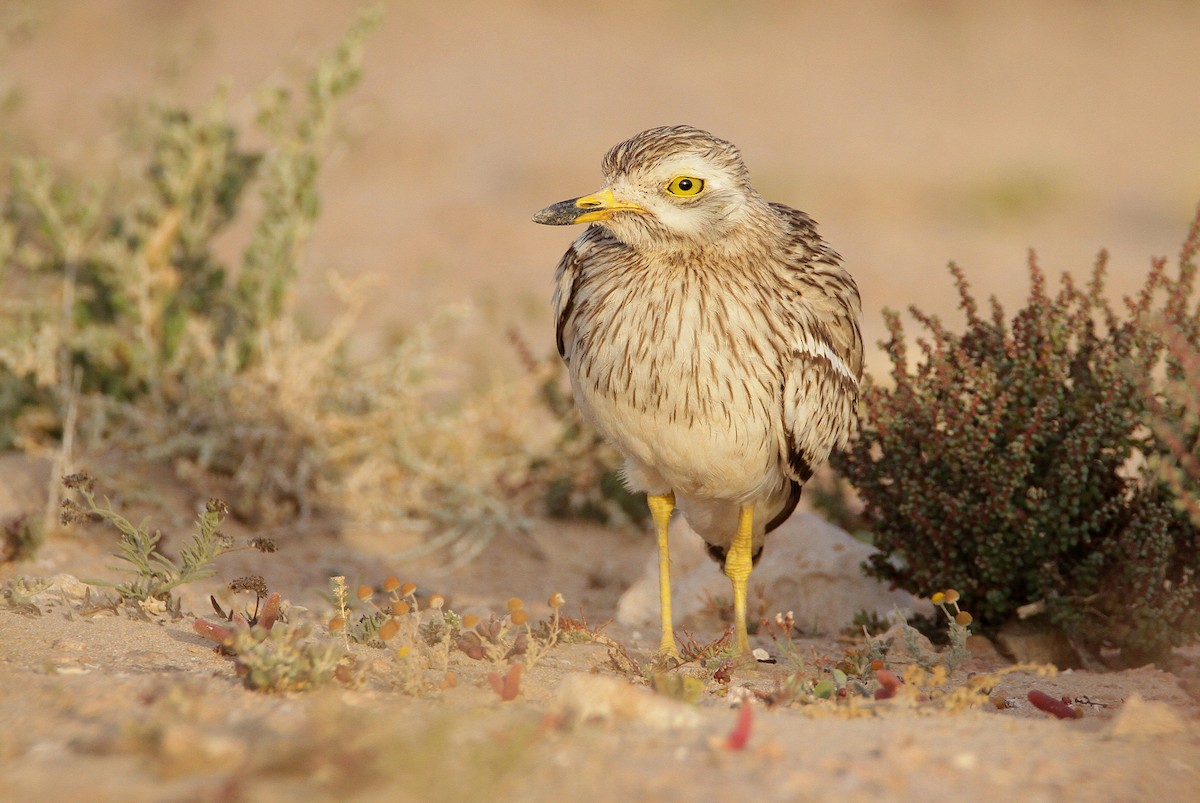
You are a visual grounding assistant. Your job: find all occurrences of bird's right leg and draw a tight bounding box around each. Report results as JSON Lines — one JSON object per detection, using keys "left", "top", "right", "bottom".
{"left": 647, "top": 492, "right": 681, "bottom": 660}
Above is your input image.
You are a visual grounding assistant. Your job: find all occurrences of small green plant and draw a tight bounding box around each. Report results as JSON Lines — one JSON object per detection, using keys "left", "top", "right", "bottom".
{"left": 837, "top": 208, "right": 1200, "bottom": 665}
{"left": 226, "top": 622, "right": 344, "bottom": 693}
{"left": 195, "top": 580, "right": 349, "bottom": 693}
{"left": 455, "top": 593, "right": 566, "bottom": 671}
{"left": 60, "top": 472, "right": 273, "bottom": 611}
{"left": 930, "top": 589, "right": 973, "bottom": 672}
{"left": 328, "top": 575, "right": 453, "bottom": 691}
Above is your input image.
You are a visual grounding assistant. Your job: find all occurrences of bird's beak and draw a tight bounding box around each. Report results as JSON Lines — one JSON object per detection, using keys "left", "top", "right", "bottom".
{"left": 532, "top": 187, "right": 645, "bottom": 225}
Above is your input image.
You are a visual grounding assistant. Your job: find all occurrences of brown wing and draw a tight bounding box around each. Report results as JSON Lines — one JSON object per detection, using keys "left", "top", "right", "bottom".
{"left": 771, "top": 204, "right": 864, "bottom": 484}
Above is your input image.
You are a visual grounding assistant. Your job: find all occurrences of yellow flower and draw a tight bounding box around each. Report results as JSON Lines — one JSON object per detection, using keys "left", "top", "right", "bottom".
{"left": 931, "top": 591, "right": 946, "bottom": 605}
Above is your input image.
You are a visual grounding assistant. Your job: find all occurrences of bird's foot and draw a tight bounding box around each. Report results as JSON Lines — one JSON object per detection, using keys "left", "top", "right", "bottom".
{"left": 653, "top": 649, "right": 683, "bottom": 669}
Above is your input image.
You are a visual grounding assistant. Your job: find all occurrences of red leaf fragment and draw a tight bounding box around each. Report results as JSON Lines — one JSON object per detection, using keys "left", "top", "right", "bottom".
{"left": 257, "top": 592, "right": 282, "bottom": 630}
{"left": 488, "top": 662, "right": 523, "bottom": 701}
{"left": 1028, "top": 689, "right": 1082, "bottom": 719}
{"left": 193, "top": 618, "right": 232, "bottom": 645}
{"left": 874, "top": 669, "right": 902, "bottom": 700}
{"left": 726, "top": 703, "right": 754, "bottom": 750}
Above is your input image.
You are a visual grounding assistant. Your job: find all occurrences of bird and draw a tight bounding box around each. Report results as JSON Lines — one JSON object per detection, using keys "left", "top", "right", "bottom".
{"left": 533, "top": 125, "right": 863, "bottom": 658}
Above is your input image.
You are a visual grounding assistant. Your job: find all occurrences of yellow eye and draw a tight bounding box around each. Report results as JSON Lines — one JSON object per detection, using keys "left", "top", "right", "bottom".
{"left": 665, "top": 176, "right": 705, "bottom": 197}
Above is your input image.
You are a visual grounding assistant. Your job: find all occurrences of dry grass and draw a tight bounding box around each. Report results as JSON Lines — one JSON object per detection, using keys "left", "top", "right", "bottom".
{"left": 0, "top": 5, "right": 629, "bottom": 566}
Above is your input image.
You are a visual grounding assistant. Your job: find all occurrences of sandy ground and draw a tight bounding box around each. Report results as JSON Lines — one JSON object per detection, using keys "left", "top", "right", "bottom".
{"left": 1, "top": 452, "right": 1199, "bottom": 802}
{"left": 3, "top": 2, "right": 1200, "bottom": 801}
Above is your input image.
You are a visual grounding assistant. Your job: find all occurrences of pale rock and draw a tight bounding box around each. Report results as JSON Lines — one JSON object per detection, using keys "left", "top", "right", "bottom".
{"left": 1106, "top": 692, "right": 1188, "bottom": 739}
{"left": 553, "top": 673, "right": 701, "bottom": 730}
{"left": 617, "top": 512, "right": 928, "bottom": 635}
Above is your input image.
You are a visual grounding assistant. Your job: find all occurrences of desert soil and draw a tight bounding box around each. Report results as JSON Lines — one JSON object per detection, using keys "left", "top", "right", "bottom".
{"left": 3, "top": 3, "right": 1200, "bottom": 801}
{"left": 2, "top": 456, "right": 1199, "bottom": 803}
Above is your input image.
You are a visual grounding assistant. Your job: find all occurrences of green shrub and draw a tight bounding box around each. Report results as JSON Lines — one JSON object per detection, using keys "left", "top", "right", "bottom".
{"left": 836, "top": 207, "right": 1200, "bottom": 665}
{"left": 0, "top": 5, "right": 628, "bottom": 559}
{"left": 1148, "top": 317, "right": 1200, "bottom": 528}
{"left": 0, "top": 9, "right": 379, "bottom": 516}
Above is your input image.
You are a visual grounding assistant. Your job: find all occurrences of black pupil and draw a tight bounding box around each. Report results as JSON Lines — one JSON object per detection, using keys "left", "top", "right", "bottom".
{"left": 678, "top": 179, "right": 693, "bottom": 191}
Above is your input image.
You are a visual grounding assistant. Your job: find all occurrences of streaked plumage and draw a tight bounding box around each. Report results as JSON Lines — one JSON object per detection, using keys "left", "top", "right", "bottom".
{"left": 534, "top": 125, "right": 863, "bottom": 656}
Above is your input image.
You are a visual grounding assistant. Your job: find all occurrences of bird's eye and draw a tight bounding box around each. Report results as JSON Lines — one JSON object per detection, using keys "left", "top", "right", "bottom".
{"left": 666, "top": 176, "right": 705, "bottom": 197}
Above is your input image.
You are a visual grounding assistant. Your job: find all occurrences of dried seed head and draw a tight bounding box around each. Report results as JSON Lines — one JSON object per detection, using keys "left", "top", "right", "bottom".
{"left": 58, "top": 499, "right": 92, "bottom": 526}
{"left": 357, "top": 585, "right": 373, "bottom": 601}
{"left": 955, "top": 611, "right": 973, "bottom": 626}
{"left": 329, "top": 616, "right": 345, "bottom": 632}
{"left": 61, "top": 472, "right": 96, "bottom": 492}
{"left": 205, "top": 498, "right": 230, "bottom": 516}
{"left": 429, "top": 594, "right": 445, "bottom": 610}
{"left": 378, "top": 619, "right": 400, "bottom": 641}
{"left": 400, "top": 582, "right": 417, "bottom": 597}
{"left": 383, "top": 576, "right": 401, "bottom": 592}
{"left": 944, "top": 589, "right": 961, "bottom": 604}
{"left": 548, "top": 592, "right": 565, "bottom": 609}
{"left": 511, "top": 609, "right": 528, "bottom": 626}
{"left": 228, "top": 575, "right": 269, "bottom": 598}
{"left": 507, "top": 597, "right": 525, "bottom": 613}
{"left": 250, "top": 537, "right": 277, "bottom": 553}
{"left": 392, "top": 600, "right": 410, "bottom": 616}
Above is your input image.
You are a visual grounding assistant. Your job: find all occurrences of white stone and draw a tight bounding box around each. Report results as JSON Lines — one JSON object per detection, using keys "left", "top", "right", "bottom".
{"left": 553, "top": 673, "right": 701, "bottom": 730}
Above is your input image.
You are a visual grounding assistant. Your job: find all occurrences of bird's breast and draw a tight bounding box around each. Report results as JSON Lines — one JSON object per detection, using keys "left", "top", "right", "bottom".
{"left": 564, "top": 261, "right": 789, "bottom": 501}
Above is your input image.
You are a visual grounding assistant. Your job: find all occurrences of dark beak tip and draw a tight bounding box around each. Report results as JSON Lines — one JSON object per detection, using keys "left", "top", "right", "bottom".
{"left": 532, "top": 199, "right": 579, "bottom": 226}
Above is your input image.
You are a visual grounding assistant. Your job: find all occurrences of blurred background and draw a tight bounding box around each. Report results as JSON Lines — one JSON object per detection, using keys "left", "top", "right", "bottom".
{"left": 5, "top": 0, "right": 1200, "bottom": 373}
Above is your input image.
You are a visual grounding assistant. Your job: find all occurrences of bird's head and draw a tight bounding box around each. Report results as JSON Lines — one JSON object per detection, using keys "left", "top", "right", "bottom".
{"left": 533, "top": 125, "right": 761, "bottom": 251}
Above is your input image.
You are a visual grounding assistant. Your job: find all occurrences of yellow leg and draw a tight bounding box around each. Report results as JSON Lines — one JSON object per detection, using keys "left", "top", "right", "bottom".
{"left": 726, "top": 505, "right": 755, "bottom": 655}
{"left": 647, "top": 492, "right": 680, "bottom": 659}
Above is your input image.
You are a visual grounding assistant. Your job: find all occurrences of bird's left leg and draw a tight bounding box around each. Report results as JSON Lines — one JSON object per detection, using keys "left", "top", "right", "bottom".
{"left": 647, "top": 492, "right": 681, "bottom": 660}
{"left": 725, "top": 505, "right": 755, "bottom": 655}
